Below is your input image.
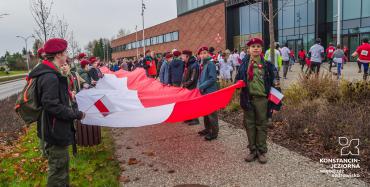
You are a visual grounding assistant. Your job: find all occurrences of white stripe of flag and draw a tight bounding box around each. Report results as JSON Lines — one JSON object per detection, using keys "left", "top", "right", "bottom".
{"left": 269, "top": 87, "right": 284, "bottom": 105}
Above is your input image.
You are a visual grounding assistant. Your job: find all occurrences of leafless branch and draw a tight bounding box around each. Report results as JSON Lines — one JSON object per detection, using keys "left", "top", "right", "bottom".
{"left": 273, "top": 0, "right": 294, "bottom": 18}
{"left": 244, "top": 0, "right": 269, "bottom": 23}
{"left": 55, "top": 16, "right": 69, "bottom": 39}
{"left": 30, "top": 0, "right": 55, "bottom": 42}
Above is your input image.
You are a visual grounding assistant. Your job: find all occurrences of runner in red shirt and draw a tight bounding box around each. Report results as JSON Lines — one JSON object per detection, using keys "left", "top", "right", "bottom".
{"left": 326, "top": 43, "right": 336, "bottom": 72}
{"left": 298, "top": 48, "right": 306, "bottom": 72}
{"left": 352, "top": 38, "right": 370, "bottom": 80}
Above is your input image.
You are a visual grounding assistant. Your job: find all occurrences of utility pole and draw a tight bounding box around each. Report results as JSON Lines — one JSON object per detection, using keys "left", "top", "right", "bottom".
{"left": 135, "top": 25, "right": 139, "bottom": 59}
{"left": 141, "top": 0, "right": 146, "bottom": 55}
{"left": 16, "top": 35, "right": 34, "bottom": 72}
{"left": 337, "top": 0, "right": 341, "bottom": 46}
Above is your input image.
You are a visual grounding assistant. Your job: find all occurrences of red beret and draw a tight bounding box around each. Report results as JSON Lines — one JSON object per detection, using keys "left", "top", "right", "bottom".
{"left": 78, "top": 53, "right": 86, "bottom": 59}
{"left": 80, "top": 60, "right": 90, "bottom": 68}
{"left": 145, "top": 49, "right": 151, "bottom": 54}
{"left": 165, "top": 53, "right": 173, "bottom": 59}
{"left": 89, "top": 57, "right": 97, "bottom": 64}
{"left": 197, "top": 46, "right": 208, "bottom": 55}
{"left": 182, "top": 50, "right": 192, "bottom": 56}
{"left": 37, "top": 48, "right": 44, "bottom": 57}
{"left": 246, "top": 38, "right": 263, "bottom": 46}
{"left": 173, "top": 50, "right": 181, "bottom": 57}
{"left": 44, "top": 38, "right": 67, "bottom": 54}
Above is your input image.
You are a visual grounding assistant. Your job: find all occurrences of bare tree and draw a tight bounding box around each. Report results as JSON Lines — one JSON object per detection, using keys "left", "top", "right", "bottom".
{"left": 241, "top": 0, "right": 292, "bottom": 66}
{"left": 116, "top": 28, "right": 131, "bottom": 39}
{"left": 68, "top": 31, "right": 79, "bottom": 58}
{"left": 30, "top": 0, "right": 55, "bottom": 43}
{"left": 55, "top": 16, "right": 69, "bottom": 39}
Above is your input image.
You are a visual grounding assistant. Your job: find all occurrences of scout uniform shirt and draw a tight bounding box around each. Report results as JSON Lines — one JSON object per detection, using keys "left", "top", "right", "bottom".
{"left": 247, "top": 56, "right": 266, "bottom": 97}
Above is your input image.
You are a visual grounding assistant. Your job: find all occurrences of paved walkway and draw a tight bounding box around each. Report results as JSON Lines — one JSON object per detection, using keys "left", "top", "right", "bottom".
{"left": 280, "top": 62, "right": 364, "bottom": 89}
{"left": 112, "top": 120, "right": 368, "bottom": 187}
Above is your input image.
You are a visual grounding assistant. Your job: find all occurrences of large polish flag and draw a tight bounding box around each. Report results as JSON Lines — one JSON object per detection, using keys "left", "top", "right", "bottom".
{"left": 76, "top": 67, "right": 244, "bottom": 127}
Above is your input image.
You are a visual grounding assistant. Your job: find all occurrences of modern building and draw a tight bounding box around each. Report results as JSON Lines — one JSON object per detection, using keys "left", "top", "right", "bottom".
{"left": 112, "top": 0, "right": 370, "bottom": 60}
{"left": 111, "top": 0, "right": 226, "bottom": 59}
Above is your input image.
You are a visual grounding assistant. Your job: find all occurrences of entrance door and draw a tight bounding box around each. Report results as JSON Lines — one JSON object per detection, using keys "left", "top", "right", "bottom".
{"left": 349, "top": 35, "right": 360, "bottom": 61}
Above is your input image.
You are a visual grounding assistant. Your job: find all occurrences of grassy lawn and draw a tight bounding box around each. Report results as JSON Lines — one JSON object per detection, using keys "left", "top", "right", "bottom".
{"left": 0, "top": 71, "right": 27, "bottom": 77}
{"left": 0, "top": 125, "right": 120, "bottom": 186}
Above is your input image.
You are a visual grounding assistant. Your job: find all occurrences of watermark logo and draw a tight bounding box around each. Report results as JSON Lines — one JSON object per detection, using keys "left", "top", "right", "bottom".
{"left": 338, "top": 137, "right": 360, "bottom": 156}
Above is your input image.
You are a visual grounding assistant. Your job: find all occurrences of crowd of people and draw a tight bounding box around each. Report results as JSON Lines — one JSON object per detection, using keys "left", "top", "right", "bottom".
{"left": 23, "top": 34, "right": 370, "bottom": 186}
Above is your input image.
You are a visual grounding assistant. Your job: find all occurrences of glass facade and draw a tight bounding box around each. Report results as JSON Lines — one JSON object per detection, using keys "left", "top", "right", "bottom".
{"left": 177, "top": 0, "right": 220, "bottom": 15}
{"left": 277, "top": 0, "right": 315, "bottom": 56}
{"left": 231, "top": 2, "right": 263, "bottom": 50}
{"left": 326, "top": 0, "right": 370, "bottom": 60}
{"left": 112, "top": 31, "right": 179, "bottom": 53}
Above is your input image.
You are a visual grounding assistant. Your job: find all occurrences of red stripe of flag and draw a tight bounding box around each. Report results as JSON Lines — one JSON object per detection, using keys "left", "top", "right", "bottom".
{"left": 94, "top": 99, "right": 110, "bottom": 117}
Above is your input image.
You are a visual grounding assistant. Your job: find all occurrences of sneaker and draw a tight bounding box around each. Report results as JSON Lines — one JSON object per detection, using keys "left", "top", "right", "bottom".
{"left": 198, "top": 129, "right": 209, "bottom": 136}
{"left": 257, "top": 151, "right": 267, "bottom": 164}
{"left": 244, "top": 151, "right": 257, "bottom": 162}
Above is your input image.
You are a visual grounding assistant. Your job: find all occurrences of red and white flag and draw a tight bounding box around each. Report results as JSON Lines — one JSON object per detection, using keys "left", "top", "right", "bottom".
{"left": 76, "top": 67, "right": 244, "bottom": 127}
{"left": 268, "top": 87, "right": 284, "bottom": 105}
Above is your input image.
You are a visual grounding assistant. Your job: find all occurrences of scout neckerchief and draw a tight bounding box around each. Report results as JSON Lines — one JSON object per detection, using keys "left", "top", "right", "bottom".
{"left": 247, "top": 56, "right": 263, "bottom": 81}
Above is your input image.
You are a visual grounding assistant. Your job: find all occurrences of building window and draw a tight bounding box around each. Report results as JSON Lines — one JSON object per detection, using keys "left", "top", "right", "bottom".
{"left": 172, "top": 32, "right": 179, "bottom": 41}
{"left": 158, "top": 35, "right": 164, "bottom": 43}
{"left": 283, "top": 0, "right": 295, "bottom": 29}
{"left": 295, "top": 0, "right": 308, "bottom": 27}
{"left": 145, "top": 38, "right": 150, "bottom": 46}
{"left": 362, "top": 0, "right": 370, "bottom": 18}
{"left": 307, "top": 0, "right": 315, "bottom": 25}
{"left": 343, "top": 0, "right": 361, "bottom": 20}
{"left": 151, "top": 37, "right": 157, "bottom": 45}
{"left": 164, "top": 33, "right": 172, "bottom": 42}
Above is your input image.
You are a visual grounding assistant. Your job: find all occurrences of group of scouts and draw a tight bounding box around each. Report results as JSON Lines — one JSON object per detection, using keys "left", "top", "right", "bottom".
{"left": 29, "top": 37, "right": 282, "bottom": 186}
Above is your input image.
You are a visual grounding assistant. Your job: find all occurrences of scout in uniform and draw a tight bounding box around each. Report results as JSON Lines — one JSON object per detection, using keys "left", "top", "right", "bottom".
{"left": 181, "top": 50, "right": 200, "bottom": 125}
{"left": 197, "top": 47, "right": 219, "bottom": 141}
{"left": 28, "top": 38, "right": 85, "bottom": 186}
{"left": 235, "top": 38, "right": 281, "bottom": 164}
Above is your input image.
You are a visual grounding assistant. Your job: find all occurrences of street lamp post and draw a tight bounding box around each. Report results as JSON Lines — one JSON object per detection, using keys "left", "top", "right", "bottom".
{"left": 16, "top": 35, "right": 34, "bottom": 72}
{"left": 337, "top": 0, "right": 341, "bottom": 46}
{"left": 135, "top": 25, "right": 139, "bottom": 59}
{"left": 141, "top": 0, "right": 146, "bottom": 55}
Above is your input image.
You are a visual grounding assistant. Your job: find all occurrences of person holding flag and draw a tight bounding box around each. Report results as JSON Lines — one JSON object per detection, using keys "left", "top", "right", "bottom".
{"left": 235, "top": 38, "right": 282, "bottom": 164}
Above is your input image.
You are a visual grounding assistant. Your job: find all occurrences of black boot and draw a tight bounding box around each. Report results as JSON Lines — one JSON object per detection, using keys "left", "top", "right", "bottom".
{"left": 198, "top": 129, "right": 209, "bottom": 136}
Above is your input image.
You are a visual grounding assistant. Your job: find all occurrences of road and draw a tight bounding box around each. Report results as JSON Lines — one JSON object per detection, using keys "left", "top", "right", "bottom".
{"left": 0, "top": 80, "right": 25, "bottom": 100}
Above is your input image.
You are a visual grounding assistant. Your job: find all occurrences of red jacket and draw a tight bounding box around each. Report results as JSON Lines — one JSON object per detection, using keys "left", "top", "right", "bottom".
{"left": 145, "top": 59, "right": 157, "bottom": 76}
{"left": 326, "top": 46, "right": 335, "bottom": 58}
{"left": 356, "top": 43, "right": 370, "bottom": 63}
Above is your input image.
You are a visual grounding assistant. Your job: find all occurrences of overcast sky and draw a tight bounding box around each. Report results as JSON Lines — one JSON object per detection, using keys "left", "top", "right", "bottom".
{"left": 0, "top": 0, "right": 177, "bottom": 56}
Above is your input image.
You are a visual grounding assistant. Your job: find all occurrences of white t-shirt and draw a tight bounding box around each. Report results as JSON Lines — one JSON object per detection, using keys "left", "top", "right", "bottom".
{"left": 233, "top": 53, "right": 240, "bottom": 67}
{"left": 309, "top": 44, "right": 325, "bottom": 63}
{"left": 281, "top": 47, "right": 291, "bottom": 61}
{"left": 240, "top": 51, "right": 246, "bottom": 60}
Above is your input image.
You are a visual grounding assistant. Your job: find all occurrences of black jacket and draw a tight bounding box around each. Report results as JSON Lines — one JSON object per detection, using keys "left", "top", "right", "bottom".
{"left": 29, "top": 61, "right": 83, "bottom": 146}
{"left": 88, "top": 67, "right": 103, "bottom": 81}
{"left": 182, "top": 56, "right": 199, "bottom": 90}
{"left": 235, "top": 55, "right": 282, "bottom": 115}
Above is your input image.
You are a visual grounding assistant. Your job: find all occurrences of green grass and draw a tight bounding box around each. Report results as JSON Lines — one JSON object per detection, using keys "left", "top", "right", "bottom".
{"left": 0, "top": 71, "right": 27, "bottom": 77}
{"left": 0, "top": 125, "right": 120, "bottom": 187}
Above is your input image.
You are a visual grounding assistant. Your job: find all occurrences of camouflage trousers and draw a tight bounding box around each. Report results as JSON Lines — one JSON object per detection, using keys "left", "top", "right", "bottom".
{"left": 45, "top": 144, "right": 70, "bottom": 187}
